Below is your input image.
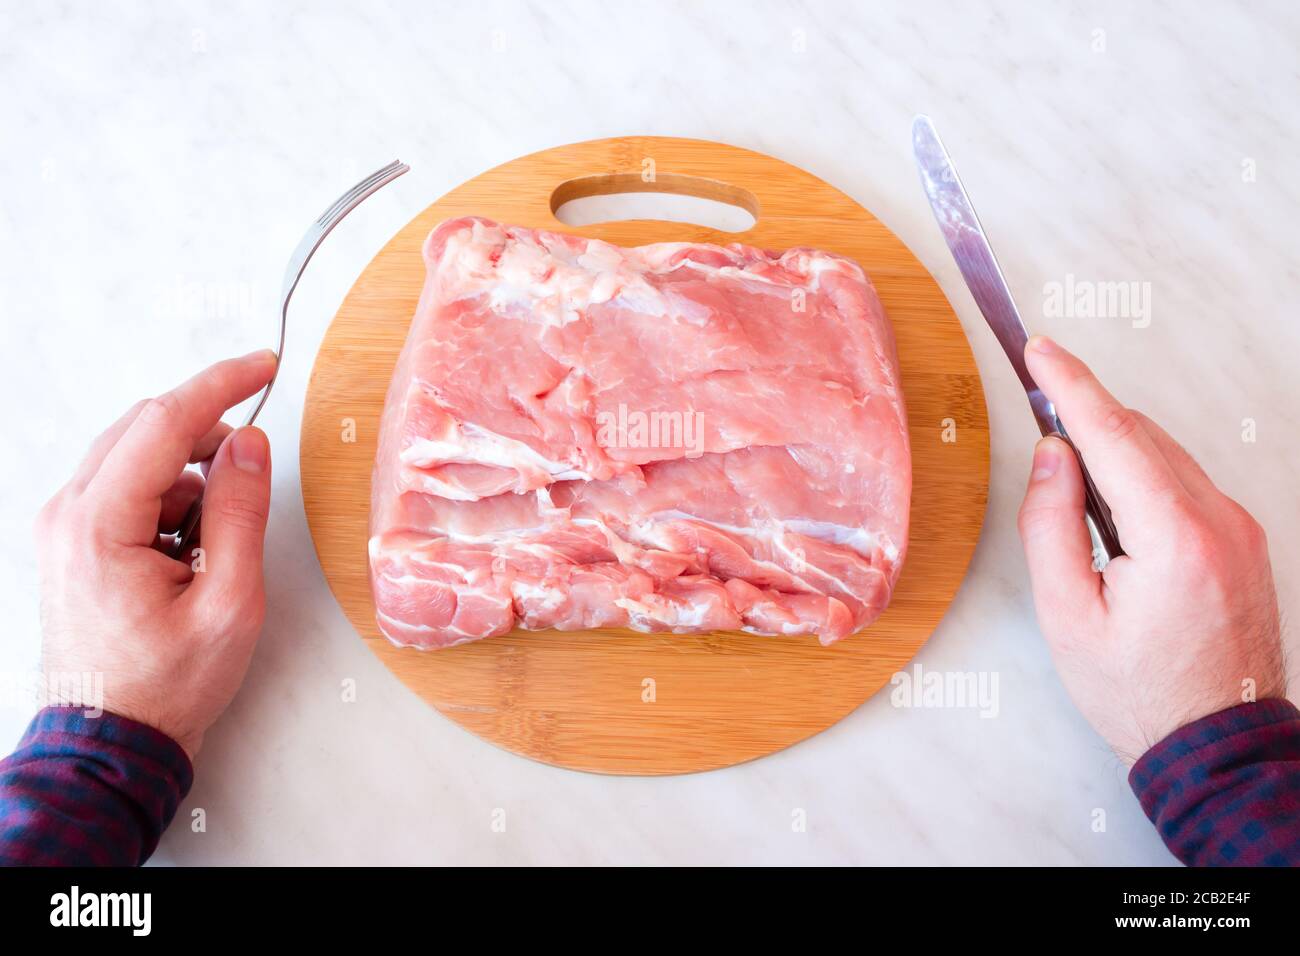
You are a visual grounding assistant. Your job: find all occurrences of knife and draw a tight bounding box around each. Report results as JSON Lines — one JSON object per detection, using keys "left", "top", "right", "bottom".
{"left": 911, "top": 114, "right": 1123, "bottom": 564}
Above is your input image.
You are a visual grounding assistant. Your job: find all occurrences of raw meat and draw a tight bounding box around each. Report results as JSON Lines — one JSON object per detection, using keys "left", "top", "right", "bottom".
{"left": 369, "top": 217, "right": 911, "bottom": 648}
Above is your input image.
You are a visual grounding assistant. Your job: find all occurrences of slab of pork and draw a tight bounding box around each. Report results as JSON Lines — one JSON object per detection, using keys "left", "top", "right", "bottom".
{"left": 369, "top": 217, "right": 911, "bottom": 647}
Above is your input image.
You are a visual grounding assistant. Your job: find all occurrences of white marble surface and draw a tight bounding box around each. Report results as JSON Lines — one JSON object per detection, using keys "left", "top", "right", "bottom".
{"left": 1, "top": 0, "right": 1297, "bottom": 865}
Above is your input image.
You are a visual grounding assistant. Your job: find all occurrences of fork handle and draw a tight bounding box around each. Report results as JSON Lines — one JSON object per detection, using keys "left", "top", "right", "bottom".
{"left": 168, "top": 159, "right": 409, "bottom": 561}
{"left": 172, "top": 498, "right": 203, "bottom": 559}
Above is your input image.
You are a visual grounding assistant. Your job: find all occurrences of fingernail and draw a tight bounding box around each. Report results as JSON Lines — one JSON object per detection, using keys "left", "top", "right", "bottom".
{"left": 1028, "top": 335, "right": 1057, "bottom": 354}
{"left": 243, "top": 348, "right": 278, "bottom": 368}
{"left": 231, "top": 427, "right": 269, "bottom": 473}
{"left": 1030, "top": 439, "right": 1060, "bottom": 482}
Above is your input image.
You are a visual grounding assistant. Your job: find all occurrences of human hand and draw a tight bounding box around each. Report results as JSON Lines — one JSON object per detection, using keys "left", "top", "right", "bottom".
{"left": 35, "top": 351, "right": 277, "bottom": 758}
{"left": 1016, "top": 336, "right": 1286, "bottom": 763}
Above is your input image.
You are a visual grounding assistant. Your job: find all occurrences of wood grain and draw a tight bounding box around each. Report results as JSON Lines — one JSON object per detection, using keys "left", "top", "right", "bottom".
{"left": 300, "top": 136, "right": 989, "bottom": 774}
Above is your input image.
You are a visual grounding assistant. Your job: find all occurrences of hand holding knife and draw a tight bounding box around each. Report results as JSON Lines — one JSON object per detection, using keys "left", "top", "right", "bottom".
{"left": 911, "top": 115, "right": 1124, "bottom": 563}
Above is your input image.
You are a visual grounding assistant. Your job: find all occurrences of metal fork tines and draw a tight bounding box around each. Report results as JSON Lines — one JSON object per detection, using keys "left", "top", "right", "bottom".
{"left": 171, "top": 159, "right": 410, "bottom": 558}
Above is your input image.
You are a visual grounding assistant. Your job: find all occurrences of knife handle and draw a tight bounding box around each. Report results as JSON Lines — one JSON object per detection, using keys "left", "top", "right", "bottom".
{"left": 1050, "top": 426, "right": 1124, "bottom": 565}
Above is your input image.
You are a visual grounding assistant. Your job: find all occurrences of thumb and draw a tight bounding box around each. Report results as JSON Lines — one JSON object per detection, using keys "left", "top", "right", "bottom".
{"left": 1016, "top": 436, "right": 1103, "bottom": 629}
{"left": 190, "top": 426, "right": 271, "bottom": 609}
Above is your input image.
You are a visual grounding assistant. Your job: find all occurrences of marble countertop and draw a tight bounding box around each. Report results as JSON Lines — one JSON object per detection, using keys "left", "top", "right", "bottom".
{"left": 2, "top": 0, "right": 1297, "bottom": 865}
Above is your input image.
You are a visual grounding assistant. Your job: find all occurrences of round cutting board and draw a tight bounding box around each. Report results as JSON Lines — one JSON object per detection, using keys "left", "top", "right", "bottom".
{"left": 301, "top": 136, "right": 988, "bottom": 774}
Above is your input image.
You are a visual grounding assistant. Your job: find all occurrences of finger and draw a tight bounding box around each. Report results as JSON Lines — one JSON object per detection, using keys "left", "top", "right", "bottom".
{"left": 185, "top": 427, "right": 271, "bottom": 615}
{"left": 1024, "top": 336, "right": 1185, "bottom": 551}
{"left": 68, "top": 399, "right": 148, "bottom": 492}
{"left": 1017, "top": 436, "right": 1104, "bottom": 629}
{"left": 158, "top": 470, "right": 206, "bottom": 532}
{"left": 193, "top": 423, "right": 234, "bottom": 483}
{"left": 87, "top": 351, "right": 276, "bottom": 545}
{"left": 1132, "top": 411, "right": 1223, "bottom": 508}
{"left": 72, "top": 407, "right": 231, "bottom": 497}
{"left": 192, "top": 421, "right": 233, "bottom": 465}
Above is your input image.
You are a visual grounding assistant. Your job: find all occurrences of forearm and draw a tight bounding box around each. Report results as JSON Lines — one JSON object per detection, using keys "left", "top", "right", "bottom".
{"left": 1130, "top": 698, "right": 1300, "bottom": 866}
{"left": 0, "top": 707, "right": 192, "bottom": 866}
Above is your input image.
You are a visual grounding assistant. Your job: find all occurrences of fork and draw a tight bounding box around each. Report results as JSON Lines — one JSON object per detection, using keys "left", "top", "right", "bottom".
{"left": 171, "top": 159, "right": 411, "bottom": 558}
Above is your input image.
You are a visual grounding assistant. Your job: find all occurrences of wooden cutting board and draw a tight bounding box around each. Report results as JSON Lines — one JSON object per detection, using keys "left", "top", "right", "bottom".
{"left": 300, "top": 136, "right": 988, "bottom": 774}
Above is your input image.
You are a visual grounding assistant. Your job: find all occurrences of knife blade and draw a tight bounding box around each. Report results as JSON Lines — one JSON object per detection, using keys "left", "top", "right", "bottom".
{"left": 911, "top": 114, "right": 1123, "bottom": 563}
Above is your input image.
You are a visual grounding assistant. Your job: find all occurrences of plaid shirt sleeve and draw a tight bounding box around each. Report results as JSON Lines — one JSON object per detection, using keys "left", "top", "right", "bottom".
{"left": 0, "top": 707, "right": 193, "bottom": 866}
{"left": 1129, "top": 698, "right": 1300, "bottom": 866}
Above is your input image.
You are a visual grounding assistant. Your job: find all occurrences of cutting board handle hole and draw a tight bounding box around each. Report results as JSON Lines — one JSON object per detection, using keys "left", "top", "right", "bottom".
{"left": 551, "top": 173, "right": 758, "bottom": 233}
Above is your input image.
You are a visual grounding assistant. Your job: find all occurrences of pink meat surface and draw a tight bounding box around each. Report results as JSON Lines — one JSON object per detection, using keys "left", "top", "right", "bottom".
{"left": 369, "top": 217, "right": 911, "bottom": 648}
